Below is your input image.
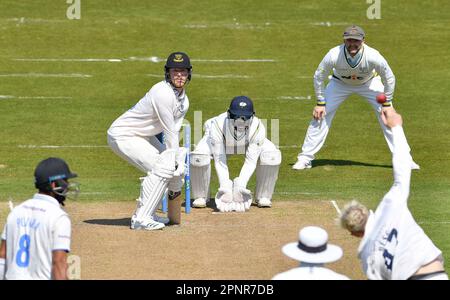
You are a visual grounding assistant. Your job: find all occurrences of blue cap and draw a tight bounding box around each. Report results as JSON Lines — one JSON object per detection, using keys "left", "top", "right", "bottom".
{"left": 228, "top": 96, "right": 254, "bottom": 120}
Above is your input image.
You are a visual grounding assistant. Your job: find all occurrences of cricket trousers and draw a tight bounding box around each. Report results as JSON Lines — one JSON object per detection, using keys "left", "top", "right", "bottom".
{"left": 107, "top": 134, "right": 183, "bottom": 192}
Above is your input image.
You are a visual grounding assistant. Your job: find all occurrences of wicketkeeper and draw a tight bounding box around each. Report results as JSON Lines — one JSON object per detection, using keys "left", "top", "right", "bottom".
{"left": 190, "top": 96, "right": 281, "bottom": 212}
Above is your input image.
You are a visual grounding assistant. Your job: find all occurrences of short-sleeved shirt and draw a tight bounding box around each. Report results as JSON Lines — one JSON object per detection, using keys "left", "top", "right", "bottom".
{"left": 1, "top": 194, "right": 71, "bottom": 280}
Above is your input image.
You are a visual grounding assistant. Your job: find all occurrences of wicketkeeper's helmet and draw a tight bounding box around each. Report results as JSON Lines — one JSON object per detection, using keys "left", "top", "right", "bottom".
{"left": 227, "top": 96, "right": 255, "bottom": 121}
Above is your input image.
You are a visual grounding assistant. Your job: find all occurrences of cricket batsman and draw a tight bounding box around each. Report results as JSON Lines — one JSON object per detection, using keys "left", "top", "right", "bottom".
{"left": 107, "top": 52, "right": 191, "bottom": 230}
{"left": 1, "top": 157, "right": 79, "bottom": 280}
{"left": 190, "top": 96, "right": 281, "bottom": 212}
{"left": 293, "top": 25, "right": 420, "bottom": 170}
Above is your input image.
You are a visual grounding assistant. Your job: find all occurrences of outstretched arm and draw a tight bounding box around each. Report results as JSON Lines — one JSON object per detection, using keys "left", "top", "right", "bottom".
{"left": 380, "top": 110, "right": 412, "bottom": 202}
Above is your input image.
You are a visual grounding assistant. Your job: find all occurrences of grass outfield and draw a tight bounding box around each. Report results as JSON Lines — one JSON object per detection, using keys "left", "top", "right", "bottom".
{"left": 0, "top": 0, "right": 449, "bottom": 274}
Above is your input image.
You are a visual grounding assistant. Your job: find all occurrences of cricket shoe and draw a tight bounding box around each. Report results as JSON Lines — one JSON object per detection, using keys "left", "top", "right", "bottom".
{"left": 292, "top": 158, "right": 312, "bottom": 170}
{"left": 256, "top": 198, "right": 272, "bottom": 208}
{"left": 130, "top": 217, "right": 165, "bottom": 231}
{"left": 411, "top": 161, "right": 420, "bottom": 170}
{"left": 193, "top": 197, "right": 209, "bottom": 208}
{"left": 152, "top": 214, "right": 170, "bottom": 225}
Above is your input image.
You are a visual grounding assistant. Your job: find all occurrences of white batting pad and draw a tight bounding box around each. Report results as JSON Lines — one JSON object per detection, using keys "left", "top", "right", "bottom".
{"left": 133, "top": 149, "right": 176, "bottom": 222}
{"left": 255, "top": 150, "right": 281, "bottom": 201}
{"left": 190, "top": 152, "right": 211, "bottom": 200}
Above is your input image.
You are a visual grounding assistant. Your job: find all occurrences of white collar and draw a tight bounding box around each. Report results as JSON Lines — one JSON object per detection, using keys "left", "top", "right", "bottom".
{"left": 33, "top": 193, "right": 61, "bottom": 207}
{"left": 344, "top": 45, "right": 363, "bottom": 63}
{"left": 165, "top": 81, "right": 185, "bottom": 100}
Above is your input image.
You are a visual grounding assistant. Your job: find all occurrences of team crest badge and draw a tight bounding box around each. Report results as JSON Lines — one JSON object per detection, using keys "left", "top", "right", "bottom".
{"left": 239, "top": 102, "right": 247, "bottom": 107}
{"left": 174, "top": 54, "right": 184, "bottom": 62}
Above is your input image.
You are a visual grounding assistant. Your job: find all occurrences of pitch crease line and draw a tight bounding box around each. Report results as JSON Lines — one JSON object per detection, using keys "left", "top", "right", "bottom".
{"left": 331, "top": 200, "right": 341, "bottom": 215}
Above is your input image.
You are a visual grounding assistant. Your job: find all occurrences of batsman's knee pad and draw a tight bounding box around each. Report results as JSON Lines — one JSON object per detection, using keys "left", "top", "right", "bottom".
{"left": 255, "top": 149, "right": 281, "bottom": 201}
{"left": 168, "top": 175, "right": 184, "bottom": 192}
{"left": 190, "top": 152, "right": 211, "bottom": 200}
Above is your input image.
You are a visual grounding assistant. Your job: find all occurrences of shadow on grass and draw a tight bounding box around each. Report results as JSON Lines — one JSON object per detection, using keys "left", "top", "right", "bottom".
{"left": 289, "top": 159, "right": 392, "bottom": 169}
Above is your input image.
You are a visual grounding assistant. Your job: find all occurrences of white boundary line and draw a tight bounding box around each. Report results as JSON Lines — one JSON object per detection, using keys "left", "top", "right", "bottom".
{"left": 13, "top": 58, "right": 122, "bottom": 62}
{"left": 278, "top": 145, "right": 300, "bottom": 149}
{"left": 278, "top": 95, "right": 312, "bottom": 100}
{"left": 274, "top": 191, "right": 319, "bottom": 195}
{"left": 13, "top": 57, "right": 276, "bottom": 63}
{"left": 16, "top": 144, "right": 298, "bottom": 149}
{"left": 146, "top": 73, "right": 251, "bottom": 79}
{"left": 191, "top": 58, "right": 275, "bottom": 63}
{"left": 418, "top": 221, "right": 450, "bottom": 225}
{"left": 1, "top": 95, "right": 72, "bottom": 100}
{"left": 182, "top": 22, "right": 272, "bottom": 30}
{"left": 18, "top": 145, "right": 108, "bottom": 149}
{"left": 0, "top": 73, "right": 92, "bottom": 78}
{"left": 310, "top": 21, "right": 349, "bottom": 27}
{"left": 7, "top": 17, "right": 67, "bottom": 23}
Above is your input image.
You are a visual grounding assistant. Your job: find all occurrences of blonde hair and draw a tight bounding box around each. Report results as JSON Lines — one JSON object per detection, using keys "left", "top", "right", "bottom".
{"left": 339, "top": 200, "right": 369, "bottom": 234}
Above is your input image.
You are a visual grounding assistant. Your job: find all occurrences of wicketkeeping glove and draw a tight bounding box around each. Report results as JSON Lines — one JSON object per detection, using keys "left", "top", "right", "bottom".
{"left": 233, "top": 177, "right": 252, "bottom": 212}
{"left": 215, "top": 180, "right": 234, "bottom": 212}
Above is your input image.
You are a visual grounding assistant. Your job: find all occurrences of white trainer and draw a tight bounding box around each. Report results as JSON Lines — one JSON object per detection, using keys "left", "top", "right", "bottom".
{"left": 130, "top": 218, "right": 165, "bottom": 231}
{"left": 257, "top": 198, "right": 272, "bottom": 208}
{"left": 292, "top": 158, "right": 312, "bottom": 170}
{"left": 411, "top": 161, "right": 420, "bottom": 170}
{"left": 193, "top": 197, "right": 209, "bottom": 208}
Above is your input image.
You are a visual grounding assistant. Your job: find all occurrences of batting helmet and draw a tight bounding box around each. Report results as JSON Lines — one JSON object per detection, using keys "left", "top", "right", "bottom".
{"left": 34, "top": 157, "right": 78, "bottom": 204}
{"left": 164, "top": 52, "right": 192, "bottom": 82}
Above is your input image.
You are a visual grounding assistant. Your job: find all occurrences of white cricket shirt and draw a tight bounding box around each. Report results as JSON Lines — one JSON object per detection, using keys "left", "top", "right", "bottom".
{"left": 357, "top": 126, "right": 442, "bottom": 280}
{"left": 107, "top": 80, "right": 189, "bottom": 150}
{"left": 206, "top": 112, "right": 266, "bottom": 187}
{"left": 1, "top": 194, "right": 71, "bottom": 280}
{"left": 314, "top": 44, "right": 396, "bottom": 101}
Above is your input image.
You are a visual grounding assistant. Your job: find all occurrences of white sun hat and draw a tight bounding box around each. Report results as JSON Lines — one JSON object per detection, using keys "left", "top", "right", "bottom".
{"left": 282, "top": 226, "right": 343, "bottom": 264}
